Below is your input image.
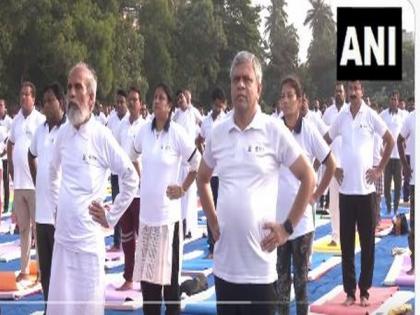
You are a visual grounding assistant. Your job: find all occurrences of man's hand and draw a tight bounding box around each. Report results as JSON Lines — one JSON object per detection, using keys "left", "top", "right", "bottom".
{"left": 89, "top": 200, "right": 110, "bottom": 228}
{"left": 335, "top": 168, "right": 344, "bottom": 185}
{"left": 260, "top": 222, "right": 288, "bottom": 252}
{"left": 166, "top": 185, "right": 184, "bottom": 200}
{"left": 365, "top": 167, "right": 381, "bottom": 185}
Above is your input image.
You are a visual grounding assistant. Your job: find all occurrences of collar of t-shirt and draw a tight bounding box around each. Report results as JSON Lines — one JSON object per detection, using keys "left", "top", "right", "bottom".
{"left": 342, "top": 100, "right": 367, "bottom": 115}
{"left": 282, "top": 114, "right": 303, "bottom": 134}
{"left": 70, "top": 114, "right": 95, "bottom": 139}
{"left": 227, "top": 105, "right": 263, "bottom": 132}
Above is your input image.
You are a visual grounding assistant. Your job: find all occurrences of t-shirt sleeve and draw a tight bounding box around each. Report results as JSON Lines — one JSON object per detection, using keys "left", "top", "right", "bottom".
{"left": 176, "top": 125, "right": 197, "bottom": 164}
{"left": 399, "top": 116, "right": 411, "bottom": 140}
{"left": 371, "top": 110, "right": 387, "bottom": 138}
{"left": 29, "top": 125, "right": 40, "bottom": 157}
{"left": 310, "top": 124, "right": 330, "bottom": 163}
{"left": 202, "top": 131, "right": 216, "bottom": 169}
{"left": 275, "top": 123, "right": 302, "bottom": 167}
{"left": 328, "top": 113, "right": 342, "bottom": 140}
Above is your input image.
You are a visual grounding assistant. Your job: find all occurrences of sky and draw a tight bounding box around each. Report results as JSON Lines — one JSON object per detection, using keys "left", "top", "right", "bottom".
{"left": 252, "top": 0, "right": 416, "bottom": 64}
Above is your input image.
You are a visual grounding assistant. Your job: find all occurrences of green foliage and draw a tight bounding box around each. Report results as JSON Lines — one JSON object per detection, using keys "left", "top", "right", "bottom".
{"left": 263, "top": 0, "right": 299, "bottom": 108}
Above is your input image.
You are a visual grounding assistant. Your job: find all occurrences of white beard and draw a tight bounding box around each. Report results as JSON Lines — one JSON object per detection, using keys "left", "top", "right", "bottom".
{"left": 67, "top": 103, "right": 89, "bottom": 127}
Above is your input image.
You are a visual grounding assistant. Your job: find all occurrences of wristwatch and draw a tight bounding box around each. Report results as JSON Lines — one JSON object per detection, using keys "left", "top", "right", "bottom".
{"left": 283, "top": 219, "right": 294, "bottom": 235}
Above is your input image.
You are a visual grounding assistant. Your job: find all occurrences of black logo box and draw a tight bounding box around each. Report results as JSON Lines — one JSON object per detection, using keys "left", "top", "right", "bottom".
{"left": 337, "top": 7, "right": 402, "bottom": 81}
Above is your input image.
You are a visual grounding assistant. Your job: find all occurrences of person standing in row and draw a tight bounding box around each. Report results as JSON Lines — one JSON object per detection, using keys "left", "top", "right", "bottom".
{"left": 115, "top": 86, "right": 146, "bottom": 290}
{"left": 196, "top": 87, "right": 226, "bottom": 259}
{"left": 106, "top": 89, "right": 129, "bottom": 252}
{"left": 48, "top": 63, "right": 139, "bottom": 315}
{"left": 7, "top": 81, "right": 45, "bottom": 281}
{"left": 28, "top": 83, "right": 66, "bottom": 311}
{"left": 324, "top": 80, "right": 394, "bottom": 307}
{"left": 197, "top": 51, "right": 315, "bottom": 315}
{"left": 132, "top": 83, "right": 200, "bottom": 315}
{"left": 277, "top": 76, "right": 336, "bottom": 315}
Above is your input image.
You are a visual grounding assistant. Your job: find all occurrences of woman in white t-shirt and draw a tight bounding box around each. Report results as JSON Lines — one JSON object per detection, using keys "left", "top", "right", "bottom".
{"left": 276, "top": 76, "right": 336, "bottom": 315}
{"left": 132, "top": 83, "right": 200, "bottom": 315}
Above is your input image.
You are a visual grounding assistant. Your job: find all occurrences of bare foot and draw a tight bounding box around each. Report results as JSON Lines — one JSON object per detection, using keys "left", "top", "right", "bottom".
{"left": 360, "top": 296, "right": 370, "bottom": 307}
{"left": 342, "top": 296, "right": 355, "bottom": 306}
{"left": 116, "top": 281, "right": 134, "bottom": 291}
{"left": 406, "top": 267, "right": 415, "bottom": 275}
{"left": 108, "top": 245, "right": 121, "bottom": 252}
{"left": 16, "top": 273, "right": 31, "bottom": 282}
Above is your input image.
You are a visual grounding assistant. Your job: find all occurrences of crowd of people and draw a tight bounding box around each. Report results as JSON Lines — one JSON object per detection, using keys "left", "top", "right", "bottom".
{"left": 0, "top": 50, "right": 415, "bottom": 315}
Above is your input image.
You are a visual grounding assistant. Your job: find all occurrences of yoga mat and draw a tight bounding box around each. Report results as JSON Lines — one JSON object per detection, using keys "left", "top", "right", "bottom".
{"left": 0, "top": 240, "right": 36, "bottom": 262}
{"left": 182, "top": 258, "right": 213, "bottom": 271}
{"left": 395, "top": 254, "right": 414, "bottom": 286}
{"left": 308, "top": 253, "right": 341, "bottom": 281}
{"left": 309, "top": 285, "right": 399, "bottom": 315}
{"left": 105, "top": 273, "right": 142, "bottom": 310}
{"left": 105, "top": 250, "right": 124, "bottom": 269}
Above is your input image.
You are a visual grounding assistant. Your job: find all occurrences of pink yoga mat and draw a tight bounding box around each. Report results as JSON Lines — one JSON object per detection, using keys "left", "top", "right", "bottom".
{"left": 106, "top": 251, "right": 123, "bottom": 261}
{"left": 310, "top": 286, "right": 399, "bottom": 315}
{"left": 395, "top": 255, "right": 414, "bottom": 286}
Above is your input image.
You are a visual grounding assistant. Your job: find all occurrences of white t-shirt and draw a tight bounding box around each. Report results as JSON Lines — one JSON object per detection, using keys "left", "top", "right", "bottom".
{"left": 380, "top": 108, "right": 406, "bottom": 159}
{"left": 373, "top": 133, "right": 383, "bottom": 166}
{"left": 329, "top": 102, "right": 387, "bottom": 195}
{"left": 49, "top": 116, "right": 139, "bottom": 253}
{"left": 199, "top": 112, "right": 225, "bottom": 142}
{"left": 29, "top": 120, "right": 66, "bottom": 224}
{"left": 323, "top": 104, "right": 345, "bottom": 167}
{"left": 133, "top": 121, "right": 196, "bottom": 226}
{"left": 0, "top": 114, "right": 12, "bottom": 162}
{"left": 277, "top": 117, "right": 329, "bottom": 240}
{"left": 399, "top": 111, "right": 415, "bottom": 185}
{"left": 172, "top": 105, "right": 203, "bottom": 140}
{"left": 94, "top": 112, "right": 107, "bottom": 126}
{"left": 107, "top": 112, "right": 129, "bottom": 140}
{"left": 9, "top": 109, "right": 45, "bottom": 189}
{"left": 118, "top": 116, "right": 147, "bottom": 197}
{"left": 306, "top": 110, "right": 328, "bottom": 136}
{"left": 203, "top": 109, "right": 302, "bottom": 284}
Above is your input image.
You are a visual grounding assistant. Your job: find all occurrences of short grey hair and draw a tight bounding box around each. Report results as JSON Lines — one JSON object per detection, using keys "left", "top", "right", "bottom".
{"left": 229, "top": 51, "right": 262, "bottom": 85}
{"left": 69, "top": 62, "right": 98, "bottom": 101}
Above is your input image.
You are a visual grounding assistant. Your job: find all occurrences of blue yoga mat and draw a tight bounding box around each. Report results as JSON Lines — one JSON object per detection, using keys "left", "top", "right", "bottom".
{"left": 183, "top": 258, "right": 213, "bottom": 270}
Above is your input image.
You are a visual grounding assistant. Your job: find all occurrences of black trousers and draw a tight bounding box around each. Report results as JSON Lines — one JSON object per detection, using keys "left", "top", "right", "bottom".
{"left": 207, "top": 176, "right": 219, "bottom": 254}
{"left": 339, "top": 193, "right": 375, "bottom": 299}
{"left": 384, "top": 158, "right": 402, "bottom": 213}
{"left": 403, "top": 156, "right": 411, "bottom": 202}
{"left": 110, "top": 174, "right": 121, "bottom": 247}
{"left": 3, "top": 160, "right": 9, "bottom": 212}
{"left": 36, "top": 223, "right": 55, "bottom": 307}
{"left": 408, "top": 185, "right": 415, "bottom": 266}
{"left": 214, "top": 276, "right": 277, "bottom": 315}
{"left": 141, "top": 222, "right": 180, "bottom": 315}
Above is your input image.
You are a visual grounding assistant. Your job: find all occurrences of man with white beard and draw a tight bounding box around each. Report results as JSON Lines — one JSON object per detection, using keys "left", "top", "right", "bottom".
{"left": 47, "top": 62, "right": 138, "bottom": 315}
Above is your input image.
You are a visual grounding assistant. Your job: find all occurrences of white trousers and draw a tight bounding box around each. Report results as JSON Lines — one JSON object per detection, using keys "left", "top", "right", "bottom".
{"left": 329, "top": 177, "right": 340, "bottom": 243}
{"left": 47, "top": 242, "right": 105, "bottom": 315}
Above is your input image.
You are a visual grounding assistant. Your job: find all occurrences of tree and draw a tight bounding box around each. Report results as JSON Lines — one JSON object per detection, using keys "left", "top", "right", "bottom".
{"left": 173, "top": 0, "right": 226, "bottom": 107}
{"left": 139, "top": 0, "right": 175, "bottom": 102}
{"left": 214, "top": 0, "right": 263, "bottom": 102}
{"left": 304, "top": 0, "right": 335, "bottom": 100}
{"left": 263, "top": 0, "right": 299, "bottom": 108}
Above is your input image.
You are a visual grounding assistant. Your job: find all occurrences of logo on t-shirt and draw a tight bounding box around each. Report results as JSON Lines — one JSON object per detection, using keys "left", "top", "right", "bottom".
{"left": 337, "top": 7, "right": 402, "bottom": 80}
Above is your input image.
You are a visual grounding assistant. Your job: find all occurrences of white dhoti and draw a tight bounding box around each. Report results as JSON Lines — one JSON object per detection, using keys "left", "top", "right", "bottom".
{"left": 47, "top": 242, "right": 105, "bottom": 315}
{"left": 329, "top": 177, "right": 340, "bottom": 243}
{"left": 180, "top": 165, "right": 198, "bottom": 237}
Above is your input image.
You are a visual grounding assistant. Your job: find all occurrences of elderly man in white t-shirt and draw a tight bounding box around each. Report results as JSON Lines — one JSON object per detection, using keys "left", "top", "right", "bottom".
{"left": 324, "top": 81, "right": 394, "bottom": 307}
{"left": 47, "top": 63, "right": 139, "bottom": 315}
{"left": 7, "top": 81, "right": 45, "bottom": 282}
{"left": 197, "top": 51, "right": 315, "bottom": 315}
